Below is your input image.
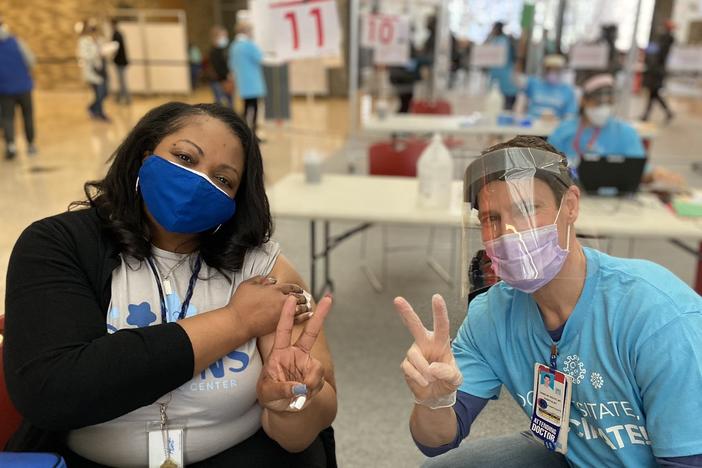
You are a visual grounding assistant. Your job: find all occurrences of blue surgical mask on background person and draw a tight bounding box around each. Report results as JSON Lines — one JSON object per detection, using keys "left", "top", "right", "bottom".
{"left": 483, "top": 200, "right": 570, "bottom": 293}
{"left": 138, "top": 155, "right": 236, "bottom": 234}
{"left": 216, "top": 36, "right": 228, "bottom": 48}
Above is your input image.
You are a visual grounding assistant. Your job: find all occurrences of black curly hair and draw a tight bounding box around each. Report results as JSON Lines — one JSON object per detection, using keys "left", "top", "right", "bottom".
{"left": 72, "top": 102, "right": 272, "bottom": 272}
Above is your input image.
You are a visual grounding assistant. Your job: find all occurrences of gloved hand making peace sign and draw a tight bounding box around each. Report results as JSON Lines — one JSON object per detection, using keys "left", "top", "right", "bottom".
{"left": 394, "top": 294, "right": 463, "bottom": 408}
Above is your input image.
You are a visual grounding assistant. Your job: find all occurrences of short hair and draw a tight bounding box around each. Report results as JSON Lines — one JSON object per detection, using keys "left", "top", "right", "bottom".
{"left": 477, "top": 136, "right": 574, "bottom": 207}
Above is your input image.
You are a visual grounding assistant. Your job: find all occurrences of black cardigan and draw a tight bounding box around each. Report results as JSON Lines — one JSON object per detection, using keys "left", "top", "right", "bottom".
{"left": 3, "top": 208, "right": 194, "bottom": 451}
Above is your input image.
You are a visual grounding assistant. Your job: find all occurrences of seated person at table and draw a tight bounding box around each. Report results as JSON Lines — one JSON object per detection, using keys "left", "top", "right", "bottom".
{"left": 392, "top": 136, "right": 702, "bottom": 467}
{"left": 4, "top": 102, "right": 337, "bottom": 466}
{"left": 549, "top": 73, "right": 683, "bottom": 187}
{"left": 521, "top": 54, "right": 578, "bottom": 120}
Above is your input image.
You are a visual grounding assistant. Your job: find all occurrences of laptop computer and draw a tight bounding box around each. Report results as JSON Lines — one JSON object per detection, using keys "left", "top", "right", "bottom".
{"left": 576, "top": 154, "right": 647, "bottom": 196}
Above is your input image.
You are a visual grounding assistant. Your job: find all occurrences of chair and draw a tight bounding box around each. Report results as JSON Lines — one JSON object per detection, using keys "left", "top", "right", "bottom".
{"left": 410, "top": 99, "right": 452, "bottom": 115}
{"left": 1, "top": 315, "right": 23, "bottom": 450}
{"left": 364, "top": 137, "right": 455, "bottom": 291}
{"left": 368, "top": 137, "right": 427, "bottom": 177}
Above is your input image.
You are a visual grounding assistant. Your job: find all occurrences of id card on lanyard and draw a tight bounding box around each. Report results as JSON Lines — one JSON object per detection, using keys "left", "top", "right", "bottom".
{"left": 573, "top": 123, "right": 602, "bottom": 157}
{"left": 529, "top": 344, "right": 572, "bottom": 454}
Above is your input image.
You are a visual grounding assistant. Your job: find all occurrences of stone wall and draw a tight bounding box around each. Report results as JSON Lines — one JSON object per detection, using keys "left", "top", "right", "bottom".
{"left": 2, "top": 0, "right": 216, "bottom": 89}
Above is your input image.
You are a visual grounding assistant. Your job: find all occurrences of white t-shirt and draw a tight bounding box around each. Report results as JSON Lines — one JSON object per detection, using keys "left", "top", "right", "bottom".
{"left": 67, "top": 242, "right": 280, "bottom": 466}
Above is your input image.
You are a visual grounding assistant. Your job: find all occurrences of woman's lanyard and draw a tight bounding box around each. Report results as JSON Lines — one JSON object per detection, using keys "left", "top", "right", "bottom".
{"left": 146, "top": 255, "right": 202, "bottom": 323}
{"left": 573, "top": 122, "right": 601, "bottom": 156}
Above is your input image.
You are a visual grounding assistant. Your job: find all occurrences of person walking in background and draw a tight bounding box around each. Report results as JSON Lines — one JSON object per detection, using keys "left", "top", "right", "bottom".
{"left": 76, "top": 20, "right": 112, "bottom": 122}
{"left": 207, "top": 26, "right": 233, "bottom": 108}
{"left": 0, "top": 16, "right": 37, "bottom": 159}
{"left": 641, "top": 20, "right": 675, "bottom": 123}
{"left": 228, "top": 20, "right": 266, "bottom": 135}
{"left": 110, "top": 18, "right": 130, "bottom": 105}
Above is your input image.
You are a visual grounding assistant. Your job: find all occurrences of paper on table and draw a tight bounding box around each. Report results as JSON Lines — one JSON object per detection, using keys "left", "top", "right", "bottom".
{"left": 673, "top": 190, "right": 702, "bottom": 217}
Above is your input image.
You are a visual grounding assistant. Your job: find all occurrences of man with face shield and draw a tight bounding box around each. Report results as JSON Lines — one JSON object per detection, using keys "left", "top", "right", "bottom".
{"left": 549, "top": 74, "right": 684, "bottom": 187}
{"left": 521, "top": 54, "right": 578, "bottom": 120}
{"left": 393, "top": 136, "right": 702, "bottom": 467}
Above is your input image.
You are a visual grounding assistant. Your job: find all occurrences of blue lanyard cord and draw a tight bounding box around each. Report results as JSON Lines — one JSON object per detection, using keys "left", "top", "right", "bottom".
{"left": 550, "top": 343, "right": 558, "bottom": 372}
{"left": 146, "top": 255, "right": 202, "bottom": 323}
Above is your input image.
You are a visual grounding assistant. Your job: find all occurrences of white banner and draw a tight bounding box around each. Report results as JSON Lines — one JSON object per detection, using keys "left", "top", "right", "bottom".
{"left": 362, "top": 14, "right": 411, "bottom": 65}
{"left": 265, "top": 0, "right": 341, "bottom": 61}
{"left": 470, "top": 43, "right": 507, "bottom": 68}
{"left": 569, "top": 44, "right": 608, "bottom": 70}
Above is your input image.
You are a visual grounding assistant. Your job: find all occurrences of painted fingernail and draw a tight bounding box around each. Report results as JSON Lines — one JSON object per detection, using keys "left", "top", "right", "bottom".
{"left": 267, "top": 276, "right": 277, "bottom": 284}
{"left": 293, "top": 384, "right": 307, "bottom": 396}
{"left": 289, "top": 395, "right": 306, "bottom": 410}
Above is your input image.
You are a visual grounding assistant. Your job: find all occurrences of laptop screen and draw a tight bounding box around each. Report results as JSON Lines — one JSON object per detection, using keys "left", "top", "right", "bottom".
{"left": 576, "top": 155, "right": 647, "bottom": 196}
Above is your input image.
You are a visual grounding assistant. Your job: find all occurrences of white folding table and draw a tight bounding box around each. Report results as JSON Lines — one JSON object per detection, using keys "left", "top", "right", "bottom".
{"left": 268, "top": 173, "right": 702, "bottom": 297}
{"left": 361, "top": 114, "right": 659, "bottom": 141}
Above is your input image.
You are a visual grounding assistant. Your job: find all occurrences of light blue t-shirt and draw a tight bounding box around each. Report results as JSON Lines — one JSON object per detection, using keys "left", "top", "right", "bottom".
{"left": 228, "top": 37, "right": 266, "bottom": 99}
{"left": 525, "top": 76, "right": 578, "bottom": 119}
{"left": 452, "top": 247, "right": 702, "bottom": 467}
{"left": 548, "top": 117, "right": 646, "bottom": 167}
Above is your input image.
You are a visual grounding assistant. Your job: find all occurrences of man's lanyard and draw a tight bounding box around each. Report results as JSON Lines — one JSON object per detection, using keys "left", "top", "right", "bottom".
{"left": 550, "top": 343, "right": 558, "bottom": 372}
{"left": 573, "top": 123, "right": 601, "bottom": 155}
{"left": 146, "top": 256, "right": 202, "bottom": 323}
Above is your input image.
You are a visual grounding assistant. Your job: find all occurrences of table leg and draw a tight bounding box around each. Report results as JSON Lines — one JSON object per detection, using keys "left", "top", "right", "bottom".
{"left": 310, "top": 220, "right": 317, "bottom": 298}
{"left": 324, "top": 221, "right": 334, "bottom": 293}
{"left": 696, "top": 242, "right": 702, "bottom": 295}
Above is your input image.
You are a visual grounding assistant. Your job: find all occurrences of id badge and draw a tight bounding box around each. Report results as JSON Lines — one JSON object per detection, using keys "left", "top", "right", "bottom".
{"left": 147, "top": 421, "right": 185, "bottom": 468}
{"left": 529, "top": 363, "right": 572, "bottom": 454}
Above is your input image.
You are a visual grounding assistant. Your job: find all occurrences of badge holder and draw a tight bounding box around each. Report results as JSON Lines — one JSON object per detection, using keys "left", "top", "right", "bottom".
{"left": 528, "top": 345, "right": 573, "bottom": 455}
{"left": 147, "top": 400, "right": 185, "bottom": 468}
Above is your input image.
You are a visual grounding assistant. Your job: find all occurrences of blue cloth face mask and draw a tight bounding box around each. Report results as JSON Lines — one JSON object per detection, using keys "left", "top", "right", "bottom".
{"left": 138, "top": 155, "right": 236, "bottom": 234}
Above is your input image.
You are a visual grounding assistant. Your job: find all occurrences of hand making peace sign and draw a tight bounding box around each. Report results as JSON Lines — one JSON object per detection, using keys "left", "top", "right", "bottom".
{"left": 257, "top": 294, "right": 332, "bottom": 413}
{"left": 393, "top": 294, "right": 463, "bottom": 406}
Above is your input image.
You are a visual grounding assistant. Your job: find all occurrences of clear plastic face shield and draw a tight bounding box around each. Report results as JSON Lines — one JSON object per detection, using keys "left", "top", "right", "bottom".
{"left": 461, "top": 148, "right": 581, "bottom": 298}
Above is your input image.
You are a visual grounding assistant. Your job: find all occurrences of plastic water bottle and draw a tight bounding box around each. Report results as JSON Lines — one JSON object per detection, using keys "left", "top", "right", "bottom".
{"left": 417, "top": 134, "right": 453, "bottom": 209}
{"left": 303, "top": 150, "right": 322, "bottom": 184}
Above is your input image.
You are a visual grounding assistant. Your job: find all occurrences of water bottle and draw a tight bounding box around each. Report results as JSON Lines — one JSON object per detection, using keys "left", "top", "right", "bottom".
{"left": 417, "top": 134, "right": 453, "bottom": 209}
{"left": 303, "top": 150, "right": 322, "bottom": 184}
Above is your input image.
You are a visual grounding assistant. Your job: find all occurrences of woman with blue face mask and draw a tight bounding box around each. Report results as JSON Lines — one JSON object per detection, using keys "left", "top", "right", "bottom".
{"left": 4, "top": 103, "right": 337, "bottom": 466}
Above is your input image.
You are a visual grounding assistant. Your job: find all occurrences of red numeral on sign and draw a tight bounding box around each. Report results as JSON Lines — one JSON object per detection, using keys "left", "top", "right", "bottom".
{"left": 310, "top": 7, "right": 324, "bottom": 47}
{"left": 285, "top": 11, "right": 299, "bottom": 50}
{"left": 379, "top": 19, "right": 394, "bottom": 44}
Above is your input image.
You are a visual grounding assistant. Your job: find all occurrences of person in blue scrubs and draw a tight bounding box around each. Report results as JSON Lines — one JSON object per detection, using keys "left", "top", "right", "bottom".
{"left": 228, "top": 21, "right": 266, "bottom": 135}
{"left": 522, "top": 54, "right": 578, "bottom": 120}
{"left": 549, "top": 73, "right": 683, "bottom": 186}
{"left": 393, "top": 136, "right": 702, "bottom": 467}
{"left": 486, "top": 22, "right": 518, "bottom": 111}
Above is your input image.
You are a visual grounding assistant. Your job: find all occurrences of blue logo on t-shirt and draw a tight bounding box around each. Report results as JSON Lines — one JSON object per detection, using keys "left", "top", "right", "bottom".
{"left": 126, "top": 302, "right": 157, "bottom": 327}
{"left": 200, "top": 350, "right": 250, "bottom": 379}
